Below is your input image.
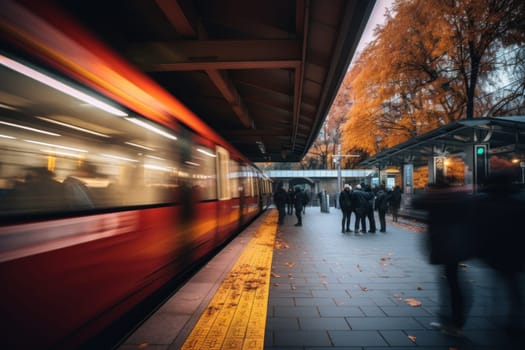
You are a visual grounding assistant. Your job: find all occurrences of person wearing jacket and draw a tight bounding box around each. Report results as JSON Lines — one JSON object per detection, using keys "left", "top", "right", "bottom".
{"left": 375, "top": 183, "right": 389, "bottom": 232}
{"left": 339, "top": 184, "right": 353, "bottom": 233}
{"left": 351, "top": 184, "right": 368, "bottom": 234}
{"left": 273, "top": 182, "right": 287, "bottom": 225}
{"left": 293, "top": 187, "right": 306, "bottom": 226}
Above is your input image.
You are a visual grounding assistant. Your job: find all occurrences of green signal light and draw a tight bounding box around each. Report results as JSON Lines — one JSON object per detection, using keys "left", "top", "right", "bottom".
{"left": 476, "top": 146, "right": 485, "bottom": 155}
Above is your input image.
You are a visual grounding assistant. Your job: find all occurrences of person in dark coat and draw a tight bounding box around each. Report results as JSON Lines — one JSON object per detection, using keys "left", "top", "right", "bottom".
{"left": 339, "top": 184, "right": 353, "bottom": 233}
{"left": 363, "top": 184, "right": 376, "bottom": 233}
{"left": 286, "top": 188, "right": 294, "bottom": 215}
{"left": 293, "top": 187, "right": 306, "bottom": 226}
{"left": 351, "top": 184, "right": 368, "bottom": 234}
{"left": 273, "top": 182, "right": 287, "bottom": 225}
{"left": 412, "top": 179, "right": 474, "bottom": 337}
{"left": 473, "top": 171, "right": 525, "bottom": 334}
{"left": 389, "top": 185, "right": 402, "bottom": 222}
{"left": 375, "top": 183, "right": 389, "bottom": 232}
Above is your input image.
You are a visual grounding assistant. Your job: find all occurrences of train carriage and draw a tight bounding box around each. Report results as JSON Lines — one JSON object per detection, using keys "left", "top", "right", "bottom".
{"left": 0, "top": 1, "right": 271, "bottom": 348}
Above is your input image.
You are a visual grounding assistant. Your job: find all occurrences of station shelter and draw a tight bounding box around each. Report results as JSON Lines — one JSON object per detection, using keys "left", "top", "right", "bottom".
{"left": 359, "top": 116, "right": 525, "bottom": 209}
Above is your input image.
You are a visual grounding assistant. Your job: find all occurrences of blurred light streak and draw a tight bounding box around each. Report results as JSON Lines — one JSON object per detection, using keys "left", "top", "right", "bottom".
{"left": 197, "top": 148, "right": 217, "bottom": 157}
{"left": 125, "top": 117, "right": 177, "bottom": 141}
{"left": 37, "top": 116, "right": 110, "bottom": 137}
{"left": 125, "top": 141, "right": 155, "bottom": 151}
{"left": 0, "top": 120, "right": 61, "bottom": 136}
{"left": 0, "top": 55, "right": 128, "bottom": 117}
{"left": 24, "top": 139, "right": 87, "bottom": 152}
{"left": 100, "top": 153, "right": 138, "bottom": 162}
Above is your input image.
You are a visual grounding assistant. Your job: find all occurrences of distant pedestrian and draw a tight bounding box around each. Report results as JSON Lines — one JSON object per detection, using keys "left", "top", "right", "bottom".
{"left": 364, "top": 184, "right": 376, "bottom": 233}
{"left": 286, "top": 188, "right": 294, "bottom": 215}
{"left": 273, "top": 182, "right": 287, "bottom": 225}
{"left": 293, "top": 187, "right": 306, "bottom": 226}
{"left": 375, "top": 183, "right": 389, "bottom": 232}
{"left": 389, "top": 185, "right": 402, "bottom": 222}
{"left": 302, "top": 190, "right": 309, "bottom": 214}
{"left": 351, "top": 184, "right": 367, "bottom": 234}
{"left": 339, "top": 184, "right": 353, "bottom": 233}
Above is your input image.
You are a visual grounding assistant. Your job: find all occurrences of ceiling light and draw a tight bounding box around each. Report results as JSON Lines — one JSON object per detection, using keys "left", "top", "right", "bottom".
{"left": 37, "top": 116, "right": 110, "bottom": 137}
{"left": 197, "top": 148, "right": 216, "bottom": 157}
{"left": 0, "top": 55, "right": 128, "bottom": 117}
{"left": 125, "top": 117, "right": 177, "bottom": 141}
{"left": 125, "top": 141, "right": 155, "bottom": 151}
{"left": 41, "top": 149, "right": 82, "bottom": 158}
{"left": 24, "top": 139, "right": 87, "bottom": 152}
{"left": 100, "top": 153, "right": 138, "bottom": 162}
{"left": 0, "top": 120, "right": 60, "bottom": 136}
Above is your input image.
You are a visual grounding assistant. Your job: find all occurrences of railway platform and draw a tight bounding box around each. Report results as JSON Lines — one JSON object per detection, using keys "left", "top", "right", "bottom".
{"left": 116, "top": 207, "right": 524, "bottom": 350}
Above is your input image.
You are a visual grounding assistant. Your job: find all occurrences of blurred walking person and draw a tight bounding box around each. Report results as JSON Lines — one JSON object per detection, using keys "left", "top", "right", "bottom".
{"left": 389, "top": 185, "right": 402, "bottom": 222}
{"left": 286, "top": 187, "right": 294, "bottom": 215}
{"left": 413, "top": 178, "right": 475, "bottom": 337}
{"left": 293, "top": 187, "right": 306, "bottom": 227}
{"left": 273, "top": 182, "right": 287, "bottom": 225}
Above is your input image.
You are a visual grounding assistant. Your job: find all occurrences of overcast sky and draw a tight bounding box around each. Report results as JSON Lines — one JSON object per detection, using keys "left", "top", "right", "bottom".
{"left": 351, "top": 0, "right": 394, "bottom": 65}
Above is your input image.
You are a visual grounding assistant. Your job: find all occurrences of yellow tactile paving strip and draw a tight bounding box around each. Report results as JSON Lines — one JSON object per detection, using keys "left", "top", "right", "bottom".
{"left": 181, "top": 209, "right": 278, "bottom": 350}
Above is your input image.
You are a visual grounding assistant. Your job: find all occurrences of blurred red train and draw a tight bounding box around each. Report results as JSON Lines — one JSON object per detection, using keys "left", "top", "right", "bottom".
{"left": 0, "top": 1, "right": 272, "bottom": 348}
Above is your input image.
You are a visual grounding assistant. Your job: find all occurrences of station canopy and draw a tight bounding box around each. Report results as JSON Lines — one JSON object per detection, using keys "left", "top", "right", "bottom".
{"left": 359, "top": 116, "right": 525, "bottom": 167}
{"left": 57, "top": 0, "right": 375, "bottom": 163}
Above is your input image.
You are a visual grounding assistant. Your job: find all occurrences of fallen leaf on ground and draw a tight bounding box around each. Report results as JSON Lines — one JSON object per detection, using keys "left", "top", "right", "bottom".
{"left": 408, "top": 335, "right": 416, "bottom": 343}
{"left": 271, "top": 272, "right": 281, "bottom": 278}
{"left": 405, "top": 298, "right": 422, "bottom": 307}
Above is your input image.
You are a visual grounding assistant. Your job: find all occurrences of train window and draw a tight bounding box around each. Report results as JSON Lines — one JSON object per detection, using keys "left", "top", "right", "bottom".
{"left": 215, "top": 146, "right": 230, "bottom": 200}
{"left": 190, "top": 144, "right": 217, "bottom": 201}
{"left": 0, "top": 54, "right": 211, "bottom": 218}
{"left": 229, "top": 160, "right": 240, "bottom": 199}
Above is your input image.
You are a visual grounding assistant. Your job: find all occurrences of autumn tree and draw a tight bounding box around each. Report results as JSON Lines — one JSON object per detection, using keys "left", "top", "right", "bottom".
{"left": 303, "top": 83, "right": 350, "bottom": 169}
{"left": 342, "top": 0, "right": 525, "bottom": 156}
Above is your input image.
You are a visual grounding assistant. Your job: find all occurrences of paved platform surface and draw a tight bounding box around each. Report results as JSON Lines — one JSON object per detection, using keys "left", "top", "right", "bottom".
{"left": 266, "top": 207, "right": 524, "bottom": 350}
{"left": 118, "top": 207, "right": 524, "bottom": 350}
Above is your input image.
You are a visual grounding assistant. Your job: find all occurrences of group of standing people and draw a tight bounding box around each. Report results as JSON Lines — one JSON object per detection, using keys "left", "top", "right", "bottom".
{"left": 273, "top": 182, "right": 309, "bottom": 227}
{"left": 338, "top": 183, "right": 402, "bottom": 235}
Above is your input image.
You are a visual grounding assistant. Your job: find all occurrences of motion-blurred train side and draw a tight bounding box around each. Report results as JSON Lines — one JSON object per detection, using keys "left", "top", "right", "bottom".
{"left": 0, "top": 1, "right": 272, "bottom": 348}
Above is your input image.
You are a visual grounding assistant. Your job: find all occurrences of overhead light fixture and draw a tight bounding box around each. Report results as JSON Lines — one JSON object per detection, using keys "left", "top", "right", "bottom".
{"left": 24, "top": 139, "right": 87, "bottom": 153}
{"left": 100, "top": 153, "right": 138, "bottom": 162}
{"left": 41, "top": 149, "right": 82, "bottom": 158}
{"left": 125, "top": 117, "right": 177, "bottom": 141}
{"left": 0, "top": 103, "right": 17, "bottom": 110}
{"left": 0, "top": 120, "right": 60, "bottom": 136}
{"left": 197, "top": 148, "right": 216, "bottom": 157}
{"left": 0, "top": 134, "right": 16, "bottom": 139}
{"left": 37, "top": 116, "right": 110, "bottom": 138}
{"left": 146, "top": 154, "right": 165, "bottom": 161}
{"left": 184, "top": 161, "right": 200, "bottom": 167}
{"left": 0, "top": 55, "right": 128, "bottom": 117}
{"left": 125, "top": 141, "right": 155, "bottom": 151}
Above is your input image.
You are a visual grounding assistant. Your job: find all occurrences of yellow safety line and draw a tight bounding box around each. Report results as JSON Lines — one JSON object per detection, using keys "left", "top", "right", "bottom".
{"left": 181, "top": 209, "right": 278, "bottom": 350}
